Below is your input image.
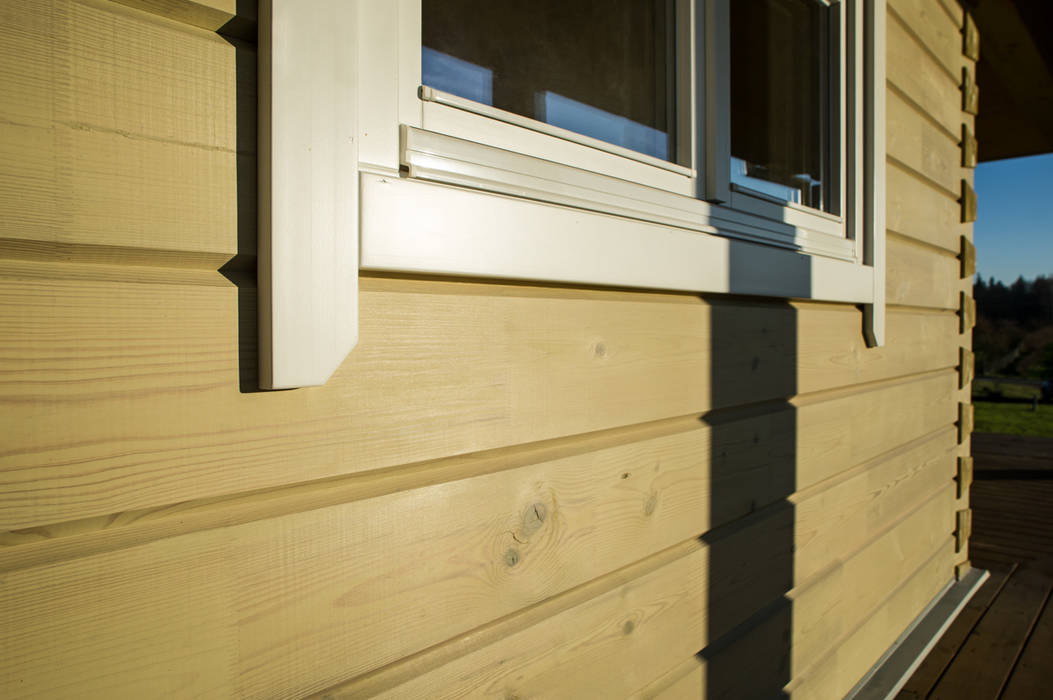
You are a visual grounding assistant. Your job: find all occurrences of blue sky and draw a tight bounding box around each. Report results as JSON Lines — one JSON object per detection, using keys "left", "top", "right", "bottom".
{"left": 973, "top": 152, "right": 1053, "bottom": 285}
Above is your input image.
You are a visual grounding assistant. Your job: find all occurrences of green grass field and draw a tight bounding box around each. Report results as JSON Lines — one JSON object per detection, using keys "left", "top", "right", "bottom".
{"left": 973, "top": 401, "right": 1053, "bottom": 437}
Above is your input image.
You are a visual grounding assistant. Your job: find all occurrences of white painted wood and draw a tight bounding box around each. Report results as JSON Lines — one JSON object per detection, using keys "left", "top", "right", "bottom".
{"left": 358, "top": 1, "right": 400, "bottom": 173}
{"left": 402, "top": 127, "right": 857, "bottom": 260}
{"left": 420, "top": 101, "right": 694, "bottom": 197}
{"left": 360, "top": 174, "right": 875, "bottom": 304}
{"left": 848, "top": 0, "right": 866, "bottom": 262}
{"left": 863, "top": 0, "right": 887, "bottom": 347}
{"left": 258, "top": 0, "right": 886, "bottom": 389}
{"left": 700, "top": 0, "right": 731, "bottom": 203}
{"left": 833, "top": 0, "right": 848, "bottom": 219}
{"left": 420, "top": 88, "right": 693, "bottom": 177}
{"left": 258, "top": 0, "right": 359, "bottom": 390}
{"left": 675, "top": 0, "right": 696, "bottom": 169}
{"left": 397, "top": 0, "right": 422, "bottom": 131}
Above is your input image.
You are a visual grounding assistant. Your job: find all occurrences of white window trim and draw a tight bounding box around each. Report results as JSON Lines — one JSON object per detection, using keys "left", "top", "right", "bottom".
{"left": 258, "top": 0, "right": 886, "bottom": 389}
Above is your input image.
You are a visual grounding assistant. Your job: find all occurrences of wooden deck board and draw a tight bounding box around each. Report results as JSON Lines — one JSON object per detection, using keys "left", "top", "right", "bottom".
{"left": 1002, "top": 578, "right": 1053, "bottom": 700}
{"left": 895, "top": 567, "right": 1014, "bottom": 699}
{"left": 901, "top": 433, "right": 1053, "bottom": 699}
{"left": 927, "top": 569, "right": 1052, "bottom": 699}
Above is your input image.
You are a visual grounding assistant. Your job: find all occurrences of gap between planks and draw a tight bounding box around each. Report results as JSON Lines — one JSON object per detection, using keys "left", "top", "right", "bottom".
{"left": 314, "top": 484, "right": 954, "bottom": 699}
{"left": 886, "top": 155, "right": 965, "bottom": 203}
{"left": 886, "top": 230, "right": 965, "bottom": 259}
{"left": 884, "top": 81, "right": 964, "bottom": 145}
{"left": 886, "top": 3, "right": 963, "bottom": 85}
{"left": 0, "top": 368, "right": 960, "bottom": 574}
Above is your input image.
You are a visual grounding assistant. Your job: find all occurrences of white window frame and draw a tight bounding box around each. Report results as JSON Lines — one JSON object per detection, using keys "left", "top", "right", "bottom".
{"left": 258, "top": 0, "right": 886, "bottom": 389}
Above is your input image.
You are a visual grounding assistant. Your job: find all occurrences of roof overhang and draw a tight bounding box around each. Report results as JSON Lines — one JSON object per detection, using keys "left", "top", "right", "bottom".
{"left": 969, "top": 0, "right": 1053, "bottom": 162}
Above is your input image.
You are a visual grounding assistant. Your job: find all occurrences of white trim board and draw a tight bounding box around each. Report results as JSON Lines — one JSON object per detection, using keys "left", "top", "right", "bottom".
{"left": 360, "top": 174, "right": 875, "bottom": 304}
{"left": 845, "top": 567, "right": 990, "bottom": 700}
{"left": 258, "top": 0, "right": 886, "bottom": 388}
{"left": 257, "top": 0, "right": 359, "bottom": 390}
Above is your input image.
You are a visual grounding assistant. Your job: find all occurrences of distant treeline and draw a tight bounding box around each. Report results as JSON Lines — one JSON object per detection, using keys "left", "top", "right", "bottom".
{"left": 973, "top": 275, "right": 1053, "bottom": 378}
{"left": 974, "top": 275, "right": 1053, "bottom": 327}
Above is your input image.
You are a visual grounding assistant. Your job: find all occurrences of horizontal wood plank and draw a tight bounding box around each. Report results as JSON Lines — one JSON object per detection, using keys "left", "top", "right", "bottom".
{"left": 887, "top": 87, "right": 963, "bottom": 197}
{"left": 789, "top": 488, "right": 956, "bottom": 678}
{"left": 0, "top": 390, "right": 957, "bottom": 698}
{"left": 889, "top": 0, "right": 967, "bottom": 81}
{"left": 352, "top": 546, "right": 710, "bottom": 700}
{"left": 1, "top": 272, "right": 957, "bottom": 531}
{"left": 791, "top": 542, "right": 955, "bottom": 700}
{"left": 886, "top": 236, "right": 961, "bottom": 310}
{"left": 887, "top": 14, "right": 967, "bottom": 137}
{"left": 320, "top": 479, "right": 956, "bottom": 699}
{"left": 0, "top": 0, "right": 248, "bottom": 257}
{"left": 792, "top": 428, "right": 957, "bottom": 583}
{"left": 886, "top": 161, "right": 964, "bottom": 253}
{"left": 630, "top": 658, "right": 704, "bottom": 700}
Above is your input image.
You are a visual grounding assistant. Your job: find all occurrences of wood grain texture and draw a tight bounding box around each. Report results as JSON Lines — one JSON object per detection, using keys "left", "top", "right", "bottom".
{"left": 0, "top": 0, "right": 974, "bottom": 696}
{"left": 791, "top": 542, "right": 955, "bottom": 700}
{"left": 886, "top": 161, "right": 964, "bottom": 253}
{"left": 787, "top": 488, "right": 956, "bottom": 681}
{"left": 887, "top": 87, "right": 963, "bottom": 197}
{"left": 349, "top": 546, "right": 711, "bottom": 700}
{"left": 886, "top": 235, "right": 960, "bottom": 310}
{"left": 0, "top": 0, "right": 249, "bottom": 257}
{"left": 680, "top": 495, "right": 956, "bottom": 700}
{"left": 0, "top": 392, "right": 957, "bottom": 698}
{"left": 888, "top": 0, "right": 967, "bottom": 81}
{"left": 0, "top": 272, "right": 957, "bottom": 532}
{"left": 887, "top": 13, "right": 965, "bottom": 137}
{"left": 629, "top": 658, "right": 704, "bottom": 700}
{"left": 107, "top": 0, "right": 255, "bottom": 35}
{"left": 319, "top": 476, "right": 955, "bottom": 700}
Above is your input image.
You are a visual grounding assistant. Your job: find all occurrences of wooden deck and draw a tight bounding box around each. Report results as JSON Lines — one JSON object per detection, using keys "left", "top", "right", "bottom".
{"left": 898, "top": 433, "right": 1053, "bottom": 700}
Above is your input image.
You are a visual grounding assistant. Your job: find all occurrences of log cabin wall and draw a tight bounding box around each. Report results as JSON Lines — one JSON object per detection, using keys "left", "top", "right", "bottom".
{"left": 0, "top": 0, "right": 974, "bottom": 697}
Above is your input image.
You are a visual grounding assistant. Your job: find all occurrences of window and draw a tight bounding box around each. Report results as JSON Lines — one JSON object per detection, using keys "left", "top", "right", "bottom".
{"left": 422, "top": 0, "right": 679, "bottom": 163}
{"left": 729, "top": 0, "right": 837, "bottom": 213}
{"left": 257, "top": 0, "right": 886, "bottom": 388}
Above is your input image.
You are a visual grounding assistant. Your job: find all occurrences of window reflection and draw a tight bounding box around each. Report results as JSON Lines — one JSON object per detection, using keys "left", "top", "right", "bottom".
{"left": 422, "top": 0, "right": 677, "bottom": 162}
{"left": 421, "top": 47, "right": 494, "bottom": 106}
{"left": 730, "top": 0, "right": 834, "bottom": 212}
{"left": 538, "top": 92, "right": 670, "bottom": 161}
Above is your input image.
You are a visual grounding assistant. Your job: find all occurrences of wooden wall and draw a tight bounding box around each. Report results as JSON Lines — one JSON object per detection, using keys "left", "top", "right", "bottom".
{"left": 0, "top": 0, "right": 974, "bottom": 697}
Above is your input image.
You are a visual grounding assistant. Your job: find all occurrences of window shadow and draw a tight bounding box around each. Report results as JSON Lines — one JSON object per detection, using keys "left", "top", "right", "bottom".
{"left": 701, "top": 242, "right": 803, "bottom": 698}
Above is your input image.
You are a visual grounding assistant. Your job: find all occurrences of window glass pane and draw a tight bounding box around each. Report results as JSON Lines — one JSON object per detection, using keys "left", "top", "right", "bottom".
{"left": 422, "top": 0, "right": 677, "bottom": 162}
{"left": 730, "top": 0, "right": 833, "bottom": 211}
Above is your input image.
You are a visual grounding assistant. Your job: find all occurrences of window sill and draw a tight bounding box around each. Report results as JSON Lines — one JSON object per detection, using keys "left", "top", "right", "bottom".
{"left": 360, "top": 172, "right": 875, "bottom": 304}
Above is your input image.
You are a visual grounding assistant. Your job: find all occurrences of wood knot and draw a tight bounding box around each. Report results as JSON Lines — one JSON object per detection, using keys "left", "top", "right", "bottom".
{"left": 593, "top": 342, "right": 608, "bottom": 359}
{"left": 644, "top": 492, "right": 658, "bottom": 516}
{"left": 504, "top": 548, "right": 520, "bottom": 567}
{"left": 622, "top": 620, "right": 635, "bottom": 635}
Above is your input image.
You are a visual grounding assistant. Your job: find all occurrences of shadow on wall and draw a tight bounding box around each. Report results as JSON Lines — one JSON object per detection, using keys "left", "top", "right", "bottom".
{"left": 217, "top": 7, "right": 263, "bottom": 393}
{"left": 702, "top": 241, "right": 802, "bottom": 698}
{"left": 216, "top": 5, "right": 804, "bottom": 690}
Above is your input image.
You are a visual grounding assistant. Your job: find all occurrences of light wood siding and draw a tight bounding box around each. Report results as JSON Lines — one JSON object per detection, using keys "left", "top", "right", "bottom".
{"left": 0, "top": 0, "right": 973, "bottom": 698}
